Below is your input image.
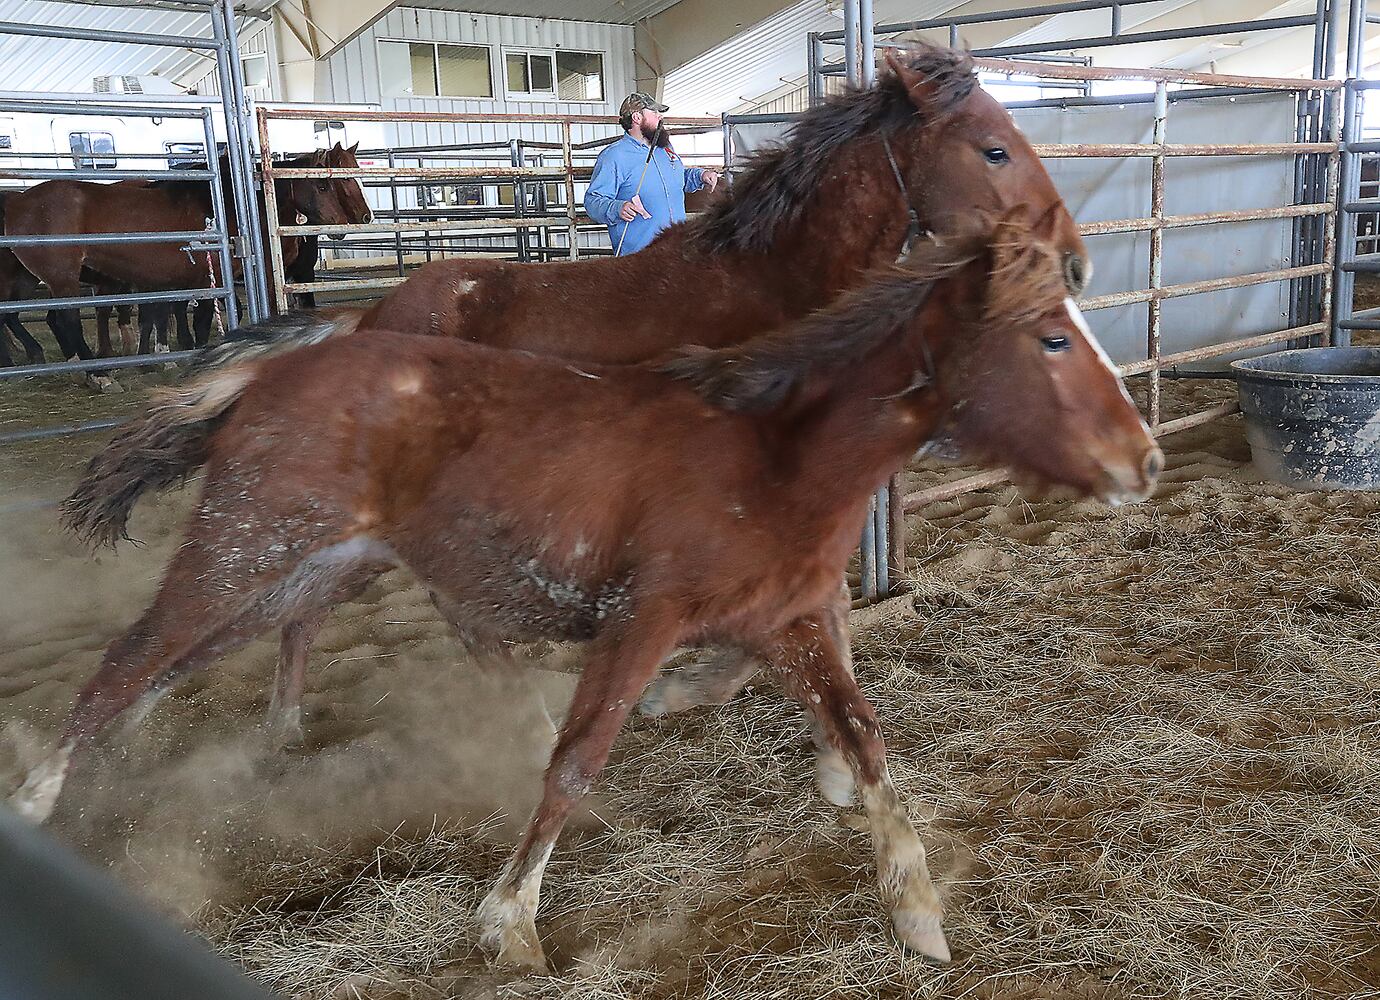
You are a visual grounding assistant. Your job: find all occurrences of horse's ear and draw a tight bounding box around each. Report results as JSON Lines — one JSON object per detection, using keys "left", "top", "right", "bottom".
{"left": 331, "top": 141, "right": 343, "bottom": 152}
{"left": 347, "top": 141, "right": 359, "bottom": 155}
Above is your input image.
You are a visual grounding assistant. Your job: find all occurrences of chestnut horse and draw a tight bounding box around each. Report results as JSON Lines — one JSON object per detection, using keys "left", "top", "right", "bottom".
{"left": 17, "top": 212, "right": 1160, "bottom": 969}
{"left": 2, "top": 144, "right": 370, "bottom": 361}
{"left": 190, "top": 45, "right": 1092, "bottom": 741}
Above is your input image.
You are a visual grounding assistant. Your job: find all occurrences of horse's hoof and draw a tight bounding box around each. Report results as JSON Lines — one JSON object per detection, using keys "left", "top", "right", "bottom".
{"left": 264, "top": 707, "right": 305, "bottom": 750}
{"left": 891, "top": 907, "right": 951, "bottom": 963}
{"left": 86, "top": 373, "right": 121, "bottom": 394}
{"left": 636, "top": 677, "right": 681, "bottom": 718}
{"left": 7, "top": 749, "right": 72, "bottom": 825}
{"left": 477, "top": 890, "right": 549, "bottom": 972}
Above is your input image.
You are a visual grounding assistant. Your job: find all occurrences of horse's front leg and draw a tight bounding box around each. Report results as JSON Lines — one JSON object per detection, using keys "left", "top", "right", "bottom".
{"left": 759, "top": 599, "right": 950, "bottom": 963}
{"left": 477, "top": 605, "right": 680, "bottom": 971}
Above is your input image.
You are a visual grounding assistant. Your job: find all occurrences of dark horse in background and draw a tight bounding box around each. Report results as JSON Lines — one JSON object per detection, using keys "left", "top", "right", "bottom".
{"left": 20, "top": 211, "right": 1159, "bottom": 970}
{"left": 194, "top": 45, "right": 1094, "bottom": 747}
{"left": 0, "top": 143, "right": 370, "bottom": 363}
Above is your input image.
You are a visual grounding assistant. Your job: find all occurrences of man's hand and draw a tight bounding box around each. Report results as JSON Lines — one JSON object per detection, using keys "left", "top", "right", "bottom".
{"left": 619, "top": 195, "right": 652, "bottom": 222}
{"left": 701, "top": 170, "right": 722, "bottom": 192}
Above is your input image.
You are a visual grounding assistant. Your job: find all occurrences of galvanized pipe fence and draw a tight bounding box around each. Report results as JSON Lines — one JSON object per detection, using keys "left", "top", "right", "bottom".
{"left": 0, "top": 0, "right": 267, "bottom": 400}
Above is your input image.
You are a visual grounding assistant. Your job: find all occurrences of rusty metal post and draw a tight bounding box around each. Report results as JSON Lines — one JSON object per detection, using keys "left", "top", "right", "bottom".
{"left": 256, "top": 107, "right": 289, "bottom": 315}
{"left": 562, "top": 121, "right": 579, "bottom": 260}
{"left": 887, "top": 475, "right": 905, "bottom": 582}
{"left": 1147, "top": 81, "right": 1167, "bottom": 426}
{"left": 1322, "top": 81, "right": 1343, "bottom": 345}
{"left": 388, "top": 149, "right": 404, "bottom": 277}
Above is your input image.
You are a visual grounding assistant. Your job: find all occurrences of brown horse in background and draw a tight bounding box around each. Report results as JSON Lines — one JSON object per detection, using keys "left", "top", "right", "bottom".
{"left": 3, "top": 144, "right": 370, "bottom": 361}
{"left": 195, "top": 45, "right": 1093, "bottom": 743}
{"left": 18, "top": 212, "right": 1159, "bottom": 969}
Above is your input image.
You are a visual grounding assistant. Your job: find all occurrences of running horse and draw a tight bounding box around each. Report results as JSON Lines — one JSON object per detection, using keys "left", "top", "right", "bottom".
{"left": 1, "top": 144, "right": 370, "bottom": 361}
{"left": 16, "top": 211, "right": 1160, "bottom": 969}
{"left": 197, "top": 45, "right": 1095, "bottom": 744}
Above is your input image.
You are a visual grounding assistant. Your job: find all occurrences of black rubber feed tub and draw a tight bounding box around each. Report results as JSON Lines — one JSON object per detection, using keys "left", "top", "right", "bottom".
{"left": 1231, "top": 347, "right": 1380, "bottom": 490}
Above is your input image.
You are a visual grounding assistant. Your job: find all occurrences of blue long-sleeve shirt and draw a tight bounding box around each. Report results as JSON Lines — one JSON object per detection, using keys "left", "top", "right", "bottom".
{"left": 583, "top": 132, "right": 705, "bottom": 255}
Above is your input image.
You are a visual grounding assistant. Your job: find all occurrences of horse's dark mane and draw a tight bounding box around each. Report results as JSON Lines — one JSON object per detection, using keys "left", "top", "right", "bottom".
{"left": 665, "top": 214, "right": 1070, "bottom": 413}
{"left": 660, "top": 232, "right": 984, "bottom": 412}
{"left": 685, "top": 44, "right": 976, "bottom": 255}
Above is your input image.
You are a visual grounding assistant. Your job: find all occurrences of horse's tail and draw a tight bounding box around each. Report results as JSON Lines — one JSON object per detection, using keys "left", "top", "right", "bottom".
{"left": 187, "top": 308, "right": 362, "bottom": 374}
{"left": 62, "top": 364, "right": 260, "bottom": 549}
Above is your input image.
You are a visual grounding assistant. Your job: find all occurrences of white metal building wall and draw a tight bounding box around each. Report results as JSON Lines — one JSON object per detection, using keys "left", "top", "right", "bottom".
{"left": 184, "top": 19, "right": 275, "bottom": 99}
{"left": 318, "top": 7, "right": 634, "bottom": 139}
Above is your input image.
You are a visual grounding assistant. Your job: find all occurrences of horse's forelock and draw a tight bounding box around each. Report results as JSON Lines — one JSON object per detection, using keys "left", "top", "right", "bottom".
{"left": 981, "top": 219, "right": 1071, "bottom": 329}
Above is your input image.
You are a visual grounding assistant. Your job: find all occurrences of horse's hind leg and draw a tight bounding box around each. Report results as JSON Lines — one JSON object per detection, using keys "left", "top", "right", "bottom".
{"left": 267, "top": 615, "right": 326, "bottom": 748}
{"left": 9, "top": 527, "right": 393, "bottom": 823}
{"left": 265, "top": 558, "right": 383, "bottom": 747}
{"left": 759, "top": 600, "right": 950, "bottom": 963}
{"left": 192, "top": 299, "right": 215, "bottom": 348}
{"left": 116, "top": 304, "right": 135, "bottom": 356}
{"left": 174, "top": 301, "right": 193, "bottom": 351}
{"left": 47, "top": 307, "right": 92, "bottom": 361}
{"left": 137, "top": 303, "right": 155, "bottom": 355}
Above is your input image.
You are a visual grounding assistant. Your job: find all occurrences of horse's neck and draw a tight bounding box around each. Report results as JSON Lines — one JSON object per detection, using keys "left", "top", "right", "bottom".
{"left": 273, "top": 179, "right": 296, "bottom": 216}
{"left": 680, "top": 144, "right": 914, "bottom": 319}
{"left": 777, "top": 315, "right": 952, "bottom": 514}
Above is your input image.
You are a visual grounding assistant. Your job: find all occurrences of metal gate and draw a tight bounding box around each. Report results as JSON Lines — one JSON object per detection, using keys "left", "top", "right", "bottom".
{"left": 0, "top": 0, "right": 267, "bottom": 445}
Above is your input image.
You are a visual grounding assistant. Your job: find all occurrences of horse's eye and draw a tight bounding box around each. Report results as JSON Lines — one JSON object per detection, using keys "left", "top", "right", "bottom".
{"left": 983, "top": 147, "right": 1010, "bottom": 164}
{"left": 1041, "top": 334, "right": 1072, "bottom": 353}
{"left": 316, "top": 180, "right": 329, "bottom": 192}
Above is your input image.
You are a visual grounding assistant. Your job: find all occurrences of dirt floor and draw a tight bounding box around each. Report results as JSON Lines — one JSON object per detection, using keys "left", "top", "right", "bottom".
{"left": 1, "top": 353, "right": 1378, "bottom": 1000}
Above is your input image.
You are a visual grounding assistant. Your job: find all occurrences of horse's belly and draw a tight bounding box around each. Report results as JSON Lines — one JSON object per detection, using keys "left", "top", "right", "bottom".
{"left": 85, "top": 245, "right": 209, "bottom": 290}
{"left": 396, "top": 522, "right": 632, "bottom": 644}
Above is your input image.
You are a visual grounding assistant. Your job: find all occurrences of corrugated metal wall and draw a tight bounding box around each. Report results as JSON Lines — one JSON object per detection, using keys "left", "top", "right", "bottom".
{"left": 319, "top": 6, "right": 634, "bottom": 152}
{"left": 184, "top": 20, "right": 272, "bottom": 98}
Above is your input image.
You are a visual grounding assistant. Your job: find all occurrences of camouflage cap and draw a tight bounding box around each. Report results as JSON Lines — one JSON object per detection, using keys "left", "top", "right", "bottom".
{"left": 619, "top": 91, "right": 669, "bottom": 117}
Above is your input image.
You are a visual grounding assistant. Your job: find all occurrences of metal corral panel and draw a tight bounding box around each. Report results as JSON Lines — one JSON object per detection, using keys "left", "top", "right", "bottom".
{"left": 1015, "top": 92, "right": 1297, "bottom": 369}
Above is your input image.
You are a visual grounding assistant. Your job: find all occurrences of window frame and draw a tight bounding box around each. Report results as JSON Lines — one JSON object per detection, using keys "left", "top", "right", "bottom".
{"left": 376, "top": 38, "right": 495, "bottom": 101}
{"left": 503, "top": 48, "right": 556, "bottom": 100}
{"left": 69, "top": 130, "right": 116, "bottom": 169}
{"left": 241, "top": 53, "right": 270, "bottom": 90}
{"left": 553, "top": 49, "right": 605, "bottom": 104}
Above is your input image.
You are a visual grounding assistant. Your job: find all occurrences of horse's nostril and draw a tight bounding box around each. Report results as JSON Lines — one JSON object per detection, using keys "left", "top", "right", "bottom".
{"left": 1143, "top": 448, "right": 1164, "bottom": 480}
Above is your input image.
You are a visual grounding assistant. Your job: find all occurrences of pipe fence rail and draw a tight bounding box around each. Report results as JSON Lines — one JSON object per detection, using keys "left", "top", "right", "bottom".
{"left": 256, "top": 107, "right": 722, "bottom": 311}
